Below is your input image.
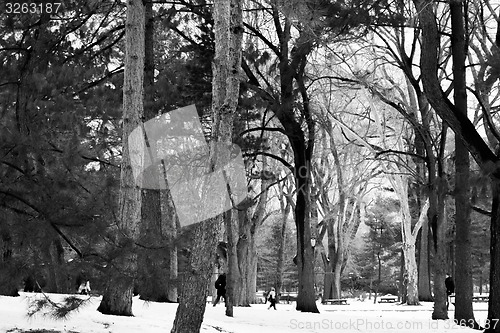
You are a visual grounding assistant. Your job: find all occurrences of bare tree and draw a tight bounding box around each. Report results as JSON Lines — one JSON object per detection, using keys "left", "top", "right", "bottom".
{"left": 413, "top": 0, "right": 500, "bottom": 329}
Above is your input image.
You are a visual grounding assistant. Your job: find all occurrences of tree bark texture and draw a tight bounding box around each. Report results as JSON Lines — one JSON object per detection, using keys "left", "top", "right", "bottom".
{"left": 97, "top": 0, "right": 144, "bottom": 316}
{"left": 431, "top": 178, "right": 449, "bottom": 319}
{"left": 161, "top": 188, "right": 179, "bottom": 302}
{"left": 234, "top": 172, "right": 270, "bottom": 306}
{"left": 418, "top": 218, "right": 432, "bottom": 301}
{"left": 276, "top": 190, "right": 291, "bottom": 302}
{"left": 390, "top": 175, "right": 425, "bottom": 305}
{"left": 0, "top": 228, "right": 20, "bottom": 296}
{"left": 450, "top": 0, "right": 477, "bottom": 326}
{"left": 171, "top": 0, "right": 243, "bottom": 329}
{"left": 487, "top": 179, "right": 500, "bottom": 333}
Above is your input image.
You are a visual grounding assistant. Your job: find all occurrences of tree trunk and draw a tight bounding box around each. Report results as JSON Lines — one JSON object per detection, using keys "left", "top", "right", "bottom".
{"left": 171, "top": 219, "right": 221, "bottom": 332}
{"left": 406, "top": 76, "right": 433, "bottom": 303}
{"left": 171, "top": 0, "right": 243, "bottom": 329}
{"left": 247, "top": 236, "right": 258, "bottom": 303}
{"left": 0, "top": 229, "right": 19, "bottom": 296}
{"left": 276, "top": 193, "right": 291, "bottom": 302}
{"left": 136, "top": 0, "right": 172, "bottom": 303}
{"left": 450, "top": 0, "right": 477, "bottom": 327}
{"left": 98, "top": 0, "right": 144, "bottom": 316}
{"left": 294, "top": 175, "right": 319, "bottom": 312}
{"left": 418, "top": 220, "right": 433, "bottom": 301}
{"left": 332, "top": 232, "right": 343, "bottom": 300}
{"left": 399, "top": 249, "right": 407, "bottom": 304}
{"left": 486, "top": 179, "right": 500, "bottom": 333}
{"left": 414, "top": 0, "right": 500, "bottom": 329}
{"left": 161, "top": 188, "right": 178, "bottom": 302}
{"left": 225, "top": 210, "right": 238, "bottom": 315}
{"left": 235, "top": 209, "right": 250, "bottom": 306}
{"left": 431, "top": 178, "right": 449, "bottom": 320}
{"left": 392, "top": 175, "right": 420, "bottom": 305}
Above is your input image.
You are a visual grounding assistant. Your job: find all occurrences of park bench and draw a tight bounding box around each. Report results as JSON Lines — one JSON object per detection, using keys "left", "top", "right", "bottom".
{"left": 449, "top": 294, "right": 488, "bottom": 305}
{"left": 323, "top": 298, "right": 348, "bottom": 305}
{"left": 473, "top": 295, "right": 489, "bottom": 302}
{"left": 378, "top": 295, "right": 398, "bottom": 303}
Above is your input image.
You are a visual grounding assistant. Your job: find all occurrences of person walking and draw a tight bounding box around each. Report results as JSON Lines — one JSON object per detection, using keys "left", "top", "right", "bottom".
{"left": 267, "top": 287, "right": 276, "bottom": 310}
{"left": 213, "top": 273, "right": 226, "bottom": 306}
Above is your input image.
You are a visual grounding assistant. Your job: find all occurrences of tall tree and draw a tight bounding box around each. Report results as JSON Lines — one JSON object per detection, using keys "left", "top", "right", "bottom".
{"left": 171, "top": 0, "right": 243, "bottom": 329}
{"left": 97, "top": 0, "right": 144, "bottom": 316}
{"left": 450, "top": 0, "right": 477, "bottom": 327}
{"left": 413, "top": 0, "right": 500, "bottom": 330}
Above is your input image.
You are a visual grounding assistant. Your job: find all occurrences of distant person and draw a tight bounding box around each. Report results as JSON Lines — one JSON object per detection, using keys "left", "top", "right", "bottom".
{"left": 445, "top": 274, "right": 455, "bottom": 309}
{"left": 213, "top": 273, "right": 226, "bottom": 306}
{"left": 77, "top": 280, "right": 91, "bottom": 295}
{"left": 267, "top": 287, "right": 276, "bottom": 310}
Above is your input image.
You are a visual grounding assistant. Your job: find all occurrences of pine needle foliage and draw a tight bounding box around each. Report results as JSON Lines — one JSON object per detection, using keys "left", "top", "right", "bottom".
{"left": 27, "top": 293, "right": 92, "bottom": 320}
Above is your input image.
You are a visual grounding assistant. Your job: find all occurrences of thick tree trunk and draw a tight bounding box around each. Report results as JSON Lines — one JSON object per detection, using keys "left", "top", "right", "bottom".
{"left": 0, "top": 229, "right": 19, "bottom": 296}
{"left": 486, "top": 179, "right": 500, "bottom": 333}
{"left": 98, "top": 0, "right": 144, "bottom": 316}
{"left": 171, "top": 0, "right": 243, "bottom": 328}
{"left": 247, "top": 237, "right": 258, "bottom": 303}
{"left": 399, "top": 249, "right": 407, "bottom": 304}
{"left": 136, "top": 0, "right": 172, "bottom": 303}
{"left": 450, "top": 0, "right": 477, "bottom": 327}
{"left": 332, "top": 234, "right": 343, "bottom": 300}
{"left": 418, "top": 220, "right": 433, "bottom": 301}
{"left": 392, "top": 175, "right": 420, "bottom": 305}
{"left": 414, "top": 0, "right": 500, "bottom": 329}
{"left": 294, "top": 176, "right": 319, "bottom": 313}
{"left": 432, "top": 179, "right": 449, "bottom": 319}
{"left": 403, "top": 242, "right": 419, "bottom": 305}
{"left": 172, "top": 219, "right": 221, "bottom": 333}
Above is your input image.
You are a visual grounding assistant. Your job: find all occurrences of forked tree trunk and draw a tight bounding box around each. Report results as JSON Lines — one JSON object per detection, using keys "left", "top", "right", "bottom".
{"left": 97, "top": 0, "right": 144, "bottom": 316}
{"left": 391, "top": 174, "right": 424, "bottom": 305}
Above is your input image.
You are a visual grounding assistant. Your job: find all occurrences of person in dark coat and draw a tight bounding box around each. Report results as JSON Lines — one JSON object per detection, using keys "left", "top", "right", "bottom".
{"left": 267, "top": 287, "right": 277, "bottom": 310}
{"left": 213, "top": 273, "right": 226, "bottom": 306}
{"left": 445, "top": 273, "right": 455, "bottom": 309}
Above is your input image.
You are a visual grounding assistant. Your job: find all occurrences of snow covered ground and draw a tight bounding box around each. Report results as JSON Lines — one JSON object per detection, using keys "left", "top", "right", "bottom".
{"left": 0, "top": 293, "right": 492, "bottom": 333}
